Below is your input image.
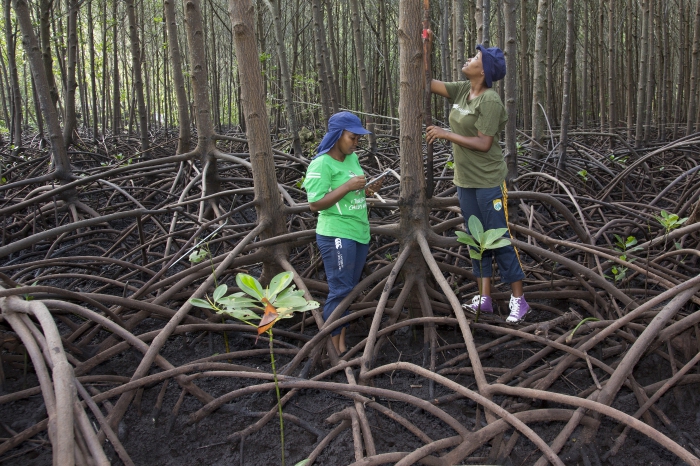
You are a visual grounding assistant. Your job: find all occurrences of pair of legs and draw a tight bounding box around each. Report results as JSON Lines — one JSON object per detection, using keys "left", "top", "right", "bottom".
{"left": 316, "top": 235, "right": 369, "bottom": 354}
{"left": 457, "top": 185, "right": 528, "bottom": 320}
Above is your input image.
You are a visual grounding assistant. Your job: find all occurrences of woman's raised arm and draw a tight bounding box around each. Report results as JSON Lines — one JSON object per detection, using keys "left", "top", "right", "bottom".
{"left": 430, "top": 79, "right": 449, "bottom": 98}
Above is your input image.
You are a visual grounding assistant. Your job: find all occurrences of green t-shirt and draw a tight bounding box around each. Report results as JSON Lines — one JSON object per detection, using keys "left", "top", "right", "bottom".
{"left": 444, "top": 80, "right": 508, "bottom": 188}
{"left": 302, "top": 153, "right": 370, "bottom": 244}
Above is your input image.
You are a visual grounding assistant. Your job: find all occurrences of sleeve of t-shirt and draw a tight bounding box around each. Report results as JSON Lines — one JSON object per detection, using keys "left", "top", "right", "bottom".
{"left": 302, "top": 157, "right": 331, "bottom": 203}
{"left": 474, "top": 94, "right": 505, "bottom": 137}
{"left": 444, "top": 81, "right": 470, "bottom": 103}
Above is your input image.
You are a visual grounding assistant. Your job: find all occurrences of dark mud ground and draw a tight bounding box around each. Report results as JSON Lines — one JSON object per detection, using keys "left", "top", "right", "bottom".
{"left": 2, "top": 302, "right": 700, "bottom": 466}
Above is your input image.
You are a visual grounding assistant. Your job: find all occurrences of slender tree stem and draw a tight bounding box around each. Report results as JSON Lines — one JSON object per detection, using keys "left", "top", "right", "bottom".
{"left": 269, "top": 330, "right": 285, "bottom": 466}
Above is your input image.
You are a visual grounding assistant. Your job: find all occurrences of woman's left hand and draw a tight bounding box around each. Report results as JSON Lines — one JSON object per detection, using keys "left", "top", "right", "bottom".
{"left": 426, "top": 125, "right": 449, "bottom": 144}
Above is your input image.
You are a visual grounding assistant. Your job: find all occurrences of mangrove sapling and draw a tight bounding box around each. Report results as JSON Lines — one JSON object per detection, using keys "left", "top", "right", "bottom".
{"left": 656, "top": 210, "right": 689, "bottom": 250}
{"left": 189, "top": 242, "right": 231, "bottom": 353}
{"left": 609, "top": 234, "right": 642, "bottom": 287}
{"left": 455, "top": 216, "right": 513, "bottom": 323}
{"left": 190, "top": 271, "right": 319, "bottom": 466}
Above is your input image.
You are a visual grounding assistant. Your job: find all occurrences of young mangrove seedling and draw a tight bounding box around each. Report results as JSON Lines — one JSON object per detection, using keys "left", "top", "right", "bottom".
{"left": 190, "top": 271, "right": 318, "bottom": 466}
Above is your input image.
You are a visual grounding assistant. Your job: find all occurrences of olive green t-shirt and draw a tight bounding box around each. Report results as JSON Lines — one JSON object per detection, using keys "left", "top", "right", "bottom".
{"left": 444, "top": 80, "right": 508, "bottom": 188}
{"left": 302, "top": 153, "right": 370, "bottom": 244}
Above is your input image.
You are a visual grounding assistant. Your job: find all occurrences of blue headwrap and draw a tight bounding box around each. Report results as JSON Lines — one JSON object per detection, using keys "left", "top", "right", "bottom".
{"left": 314, "top": 111, "right": 371, "bottom": 159}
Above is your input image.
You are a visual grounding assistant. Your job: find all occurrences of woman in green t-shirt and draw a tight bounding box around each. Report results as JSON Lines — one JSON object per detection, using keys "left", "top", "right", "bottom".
{"left": 303, "top": 112, "right": 372, "bottom": 355}
{"left": 425, "top": 45, "right": 530, "bottom": 323}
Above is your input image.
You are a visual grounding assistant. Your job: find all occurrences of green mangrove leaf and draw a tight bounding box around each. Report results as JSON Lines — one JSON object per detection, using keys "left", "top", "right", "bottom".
{"left": 236, "top": 273, "right": 264, "bottom": 300}
{"left": 268, "top": 271, "right": 294, "bottom": 301}
{"left": 455, "top": 230, "right": 478, "bottom": 248}
{"left": 213, "top": 284, "right": 228, "bottom": 303}
{"left": 469, "top": 250, "right": 482, "bottom": 261}
{"left": 467, "top": 216, "right": 484, "bottom": 244}
{"left": 488, "top": 238, "right": 512, "bottom": 250}
{"left": 189, "top": 298, "right": 214, "bottom": 310}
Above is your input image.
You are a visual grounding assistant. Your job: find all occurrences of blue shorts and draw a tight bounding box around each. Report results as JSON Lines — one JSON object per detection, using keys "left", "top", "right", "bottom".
{"left": 457, "top": 184, "right": 525, "bottom": 283}
{"left": 317, "top": 234, "right": 369, "bottom": 336}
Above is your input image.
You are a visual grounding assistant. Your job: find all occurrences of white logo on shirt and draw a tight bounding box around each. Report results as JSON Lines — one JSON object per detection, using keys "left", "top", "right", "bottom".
{"left": 452, "top": 104, "right": 473, "bottom": 116}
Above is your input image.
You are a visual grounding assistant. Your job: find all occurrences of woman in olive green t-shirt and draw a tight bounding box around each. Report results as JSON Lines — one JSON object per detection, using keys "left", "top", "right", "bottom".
{"left": 426, "top": 45, "right": 530, "bottom": 324}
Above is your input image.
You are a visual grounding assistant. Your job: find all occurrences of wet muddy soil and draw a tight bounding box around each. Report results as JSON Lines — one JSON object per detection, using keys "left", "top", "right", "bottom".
{"left": 2, "top": 307, "right": 699, "bottom": 466}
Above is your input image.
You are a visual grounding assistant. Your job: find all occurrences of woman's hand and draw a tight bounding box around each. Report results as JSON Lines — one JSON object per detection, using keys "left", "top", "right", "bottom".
{"left": 426, "top": 125, "right": 450, "bottom": 144}
{"left": 345, "top": 175, "right": 366, "bottom": 191}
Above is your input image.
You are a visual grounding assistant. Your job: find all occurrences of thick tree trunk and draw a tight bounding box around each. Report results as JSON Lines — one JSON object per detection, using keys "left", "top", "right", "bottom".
{"left": 687, "top": 0, "right": 700, "bottom": 134}
{"left": 12, "top": 0, "right": 73, "bottom": 184}
{"left": 164, "top": 0, "right": 191, "bottom": 154}
{"left": 626, "top": 0, "right": 633, "bottom": 140}
{"left": 582, "top": 3, "right": 588, "bottom": 130}
{"left": 349, "top": 0, "right": 376, "bottom": 151}
{"left": 597, "top": 0, "right": 605, "bottom": 132}
{"left": 558, "top": 0, "right": 575, "bottom": 170}
{"left": 3, "top": 0, "right": 22, "bottom": 145}
{"left": 229, "top": 0, "right": 287, "bottom": 247}
{"left": 608, "top": 0, "right": 615, "bottom": 133}
{"left": 311, "top": 0, "right": 333, "bottom": 125}
{"left": 475, "top": 0, "right": 483, "bottom": 45}
{"left": 62, "top": 0, "right": 78, "bottom": 147}
{"left": 504, "top": 0, "right": 517, "bottom": 182}
{"left": 379, "top": 0, "right": 396, "bottom": 136}
{"left": 87, "top": 0, "right": 98, "bottom": 139}
{"left": 482, "top": 0, "right": 490, "bottom": 47}
{"left": 644, "top": 0, "right": 655, "bottom": 144}
{"left": 441, "top": 0, "right": 452, "bottom": 120}
{"left": 183, "top": 0, "right": 219, "bottom": 201}
{"left": 452, "top": 0, "right": 464, "bottom": 82}
{"left": 39, "top": 0, "right": 59, "bottom": 107}
{"left": 545, "top": 0, "right": 553, "bottom": 124}
{"left": 635, "top": 0, "right": 649, "bottom": 147}
{"left": 324, "top": 0, "right": 341, "bottom": 109}
{"left": 673, "top": 0, "right": 686, "bottom": 139}
{"left": 660, "top": 1, "right": 669, "bottom": 141}
{"left": 520, "top": 0, "right": 530, "bottom": 132}
{"left": 112, "top": 0, "right": 121, "bottom": 135}
{"left": 398, "top": 0, "right": 427, "bottom": 232}
{"left": 125, "top": 0, "right": 150, "bottom": 152}
{"left": 263, "top": 0, "right": 303, "bottom": 156}
{"left": 531, "top": 0, "right": 548, "bottom": 157}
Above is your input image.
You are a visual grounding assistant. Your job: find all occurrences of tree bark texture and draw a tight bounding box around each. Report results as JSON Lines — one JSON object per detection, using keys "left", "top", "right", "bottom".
{"left": 12, "top": 0, "right": 73, "bottom": 183}
{"left": 349, "top": 0, "right": 376, "bottom": 152}
{"left": 263, "top": 0, "right": 303, "bottom": 157}
{"left": 531, "top": 0, "right": 548, "bottom": 156}
{"left": 3, "top": 0, "right": 22, "bottom": 145}
{"left": 503, "top": 0, "right": 518, "bottom": 182}
{"left": 164, "top": 0, "right": 191, "bottom": 154}
{"left": 634, "top": 0, "right": 649, "bottom": 147}
{"left": 62, "top": 0, "right": 78, "bottom": 147}
{"left": 452, "top": 0, "right": 464, "bottom": 82}
{"left": 687, "top": 0, "right": 700, "bottom": 134}
{"left": 125, "top": 0, "right": 150, "bottom": 152}
{"left": 558, "top": 0, "right": 574, "bottom": 170}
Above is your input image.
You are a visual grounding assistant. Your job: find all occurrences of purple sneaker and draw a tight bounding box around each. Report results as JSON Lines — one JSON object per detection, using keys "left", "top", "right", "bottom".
{"left": 462, "top": 295, "right": 493, "bottom": 314}
{"left": 507, "top": 295, "right": 530, "bottom": 323}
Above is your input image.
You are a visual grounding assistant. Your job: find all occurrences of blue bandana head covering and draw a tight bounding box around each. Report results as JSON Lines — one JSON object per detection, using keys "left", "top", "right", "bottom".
{"left": 314, "top": 112, "right": 371, "bottom": 159}
{"left": 476, "top": 44, "right": 506, "bottom": 88}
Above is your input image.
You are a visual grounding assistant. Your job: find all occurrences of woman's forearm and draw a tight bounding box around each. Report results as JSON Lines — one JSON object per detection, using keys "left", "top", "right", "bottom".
{"left": 430, "top": 79, "right": 449, "bottom": 97}
{"left": 441, "top": 131, "right": 493, "bottom": 152}
{"left": 309, "top": 186, "right": 350, "bottom": 212}
{"left": 309, "top": 176, "right": 366, "bottom": 212}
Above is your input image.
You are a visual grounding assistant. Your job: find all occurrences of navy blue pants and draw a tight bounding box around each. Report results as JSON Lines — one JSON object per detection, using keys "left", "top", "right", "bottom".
{"left": 457, "top": 184, "right": 525, "bottom": 283}
{"left": 317, "top": 234, "right": 369, "bottom": 336}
